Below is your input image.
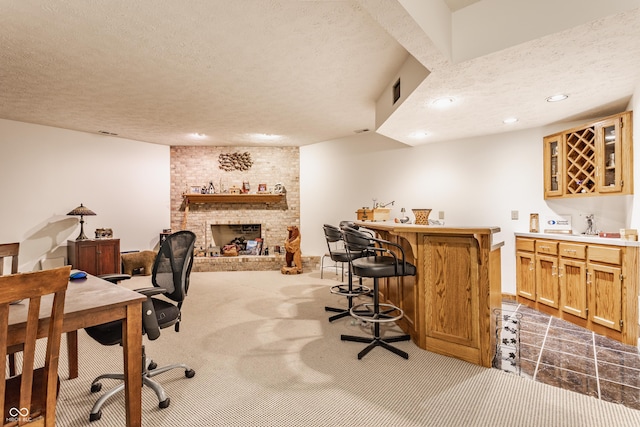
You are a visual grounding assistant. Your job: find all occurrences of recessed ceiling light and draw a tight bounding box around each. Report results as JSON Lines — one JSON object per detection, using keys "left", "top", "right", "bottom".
{"left": 432, "top": 97, "right": 455, "bottom": 108}
{"left": 250, "top": 133, "right": 282, "bottom": 141}
{"left": 546, "top": 94, "right": 568, "bottom": 102}
{"left": 410, "top": 131, "right": 430, "bottom": 138}
{"left": 503, "top": 117, "right": 518, "bottom": 124}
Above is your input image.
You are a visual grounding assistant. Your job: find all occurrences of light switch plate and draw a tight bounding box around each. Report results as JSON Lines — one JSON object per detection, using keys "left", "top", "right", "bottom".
{"left": 511, "top": 210, "right": 519, "bottom": 220}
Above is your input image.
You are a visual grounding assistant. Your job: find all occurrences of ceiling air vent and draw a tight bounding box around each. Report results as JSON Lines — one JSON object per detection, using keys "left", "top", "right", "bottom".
{"left": 392, "top": 78, "right": 401, "bottom": 105}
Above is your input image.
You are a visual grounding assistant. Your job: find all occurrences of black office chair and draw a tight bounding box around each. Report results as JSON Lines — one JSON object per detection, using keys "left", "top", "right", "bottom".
{"left": 323, "top": 224, "right": 370, "bottom": 322}
{"left": 340, "top": 227, "right": 416, "bottom": 359}
{"left": 85, "top": 230, "right": 197, "bottom": 422}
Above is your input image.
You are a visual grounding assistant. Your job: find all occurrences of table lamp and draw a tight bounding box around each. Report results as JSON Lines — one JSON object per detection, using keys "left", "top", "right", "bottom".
{"left": 67, "top": 203, "right": 96, "bottom": 240}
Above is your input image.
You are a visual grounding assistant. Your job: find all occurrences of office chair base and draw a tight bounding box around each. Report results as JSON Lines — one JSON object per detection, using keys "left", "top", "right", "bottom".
{"left": 88, "top": 359, "right": 195, "bottom": 422}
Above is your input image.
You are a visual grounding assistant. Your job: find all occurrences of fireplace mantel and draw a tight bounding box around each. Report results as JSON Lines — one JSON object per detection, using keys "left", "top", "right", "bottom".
{"left": 183, "top": 193, "right": 284, "bottom": 204}
{"left": 180, "top": 193, "right": 286, "bottom": 229}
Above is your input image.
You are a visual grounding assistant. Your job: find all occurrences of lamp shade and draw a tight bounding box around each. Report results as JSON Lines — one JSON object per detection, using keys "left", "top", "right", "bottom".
{"left": 67, "top": 203, "right": 96, "bottom": 217}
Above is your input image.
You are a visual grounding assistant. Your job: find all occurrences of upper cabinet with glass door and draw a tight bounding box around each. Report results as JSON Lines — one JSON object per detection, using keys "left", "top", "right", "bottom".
{"left": 543, "top": 133, "right": 563, "bottom": 197}
{"left": 596, "top": 112, "right": 632, "bottom": 193}
{"left": 544, "top": 111, "right": 633, "bottom": 199}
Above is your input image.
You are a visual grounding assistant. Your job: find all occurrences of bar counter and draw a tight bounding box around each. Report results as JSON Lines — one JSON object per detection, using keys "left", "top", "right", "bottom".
{"left": 354, "top": 221, "right": 504, "bottom": 367}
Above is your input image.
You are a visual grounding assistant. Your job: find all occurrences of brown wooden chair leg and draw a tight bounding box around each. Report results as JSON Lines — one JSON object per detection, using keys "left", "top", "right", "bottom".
{"left": 67, "top": 330, "right": 79, "bottom": 379}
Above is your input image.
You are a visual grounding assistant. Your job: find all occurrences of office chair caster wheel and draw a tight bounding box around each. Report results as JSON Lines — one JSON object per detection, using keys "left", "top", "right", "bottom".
{"left": 159, "top": 398, "right": 170, "bottom": 409}
{"left": 185, "top": 369, "right": 195, "bottom": 378}
{"left": 89, "top": 410, "right": 102, "bottom": 422}
{"left": 90, "top": 383, "right": 102, "bottom": 393}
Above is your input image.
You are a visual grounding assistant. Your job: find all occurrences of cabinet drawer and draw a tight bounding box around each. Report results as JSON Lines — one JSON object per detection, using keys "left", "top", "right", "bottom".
{"left": 516, "top": 238, "right": 535, "bottom": 252}
{"left": 588, "top": 245, "right": 622, "bottom": 265}
{"left": 559, "top": 243, "right": 586, "bottom": 259}
{"left": 536, "top": 241, "right": 558, "bottom": 255}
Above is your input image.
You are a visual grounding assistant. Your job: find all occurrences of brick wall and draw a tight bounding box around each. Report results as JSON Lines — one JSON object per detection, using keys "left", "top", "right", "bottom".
{"left": 170, "top": 146, "right": 300, "bottom": 255}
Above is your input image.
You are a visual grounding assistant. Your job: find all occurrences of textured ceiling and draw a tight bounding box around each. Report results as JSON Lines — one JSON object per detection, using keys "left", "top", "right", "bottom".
{"left": 0, "top": 1, "right": 638, "bottom": 147}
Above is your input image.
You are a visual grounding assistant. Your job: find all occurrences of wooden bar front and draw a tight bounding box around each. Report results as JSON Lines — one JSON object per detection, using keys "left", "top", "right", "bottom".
{"left": 355, "top": 222, "right": 503, "bottom": 367}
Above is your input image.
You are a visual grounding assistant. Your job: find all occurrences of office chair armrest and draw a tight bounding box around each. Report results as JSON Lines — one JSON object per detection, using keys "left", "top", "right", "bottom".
{"left": 134, "top": 287, "right": 166, "bottom": 297}
{"left": 134, "top": 287, "right": 163, "bottom": 340}
{"left": 98, "top": 273, "right": 132, "bottom": 284}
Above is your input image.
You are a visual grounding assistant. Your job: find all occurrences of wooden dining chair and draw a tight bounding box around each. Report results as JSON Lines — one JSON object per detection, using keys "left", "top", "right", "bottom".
{"left": 0, "top": 265, "right": 70, "bottom": 427}
{"left": 0, "top": 243, "right": 20, "bottom": 377}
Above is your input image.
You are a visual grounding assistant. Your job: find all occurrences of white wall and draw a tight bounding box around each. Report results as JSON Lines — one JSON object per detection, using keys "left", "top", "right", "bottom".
{"left": 301, "top": 112, "right": 635, "bottom": 295}
{"left": 0, "top": 119, "right": 170, "bottom": 272}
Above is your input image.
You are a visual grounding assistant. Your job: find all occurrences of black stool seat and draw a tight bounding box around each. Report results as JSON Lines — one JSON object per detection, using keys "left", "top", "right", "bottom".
{"left": 340, "top": 227, "right": 416, "bottom": 360}
{"left": 351, "top": 256, "right": 416, "bottom": 278}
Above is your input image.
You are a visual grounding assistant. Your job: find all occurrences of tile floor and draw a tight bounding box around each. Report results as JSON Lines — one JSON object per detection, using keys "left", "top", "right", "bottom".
{"left": 497, "top": 300, "right": 640, "bottom": 411}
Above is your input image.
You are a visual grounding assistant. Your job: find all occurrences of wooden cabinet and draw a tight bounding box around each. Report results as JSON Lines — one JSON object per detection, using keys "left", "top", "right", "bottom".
{"left": 68, "top": 239, "right": 121, "bottom": 276}
{"left": 543, "top": 111, "right": 633, "bottom": 199}
{"left": 588, "top": 245, "right": 623, "bottom": 332}
{"left": 559, "top": 243, "right": 588, "bottom": 319}
{"left": 515, "top": 235, "right": 638, "bottom": 345}
{"left": 516, "top": 249, "right": 536, "bottom": 300}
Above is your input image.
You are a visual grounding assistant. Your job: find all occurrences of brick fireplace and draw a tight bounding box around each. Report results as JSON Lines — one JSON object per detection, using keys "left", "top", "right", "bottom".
{"left": 169, "top": 146, "right": 319, "bottom": 271}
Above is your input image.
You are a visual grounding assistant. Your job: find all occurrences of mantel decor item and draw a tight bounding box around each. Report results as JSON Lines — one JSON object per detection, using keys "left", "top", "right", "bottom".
{"left": 412, "top": 209, "right": 432, "bottom": 225}
{"left": 67, "top": 203, "right": 96, "bottom": 240}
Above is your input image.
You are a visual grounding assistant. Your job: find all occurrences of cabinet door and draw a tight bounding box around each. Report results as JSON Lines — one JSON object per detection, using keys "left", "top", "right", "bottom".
{"left": 596, "top": 116, "right": 623, "bottom": 193}
{"left": 536, "top": 253, "right": 559, "bottom": 308}
{"left": 77, "top": 242, "right": 99, "bottom": 275}
{"left": 424, "top": 235, "right": 479, "bottom": 349}
{"left": 559, "top": 258, "right": 587, "bottom": 318}
{"left": 588, "top": 263, "right": 622, "bottom": 331}
{"left": 543, "top": 134, "right": 563, "bottom": 198}
{"left": 97, "top": 240, "right": 120, "bottom": 275}
{"left": 516, "top": 251, "right": 536, "bottom": 301}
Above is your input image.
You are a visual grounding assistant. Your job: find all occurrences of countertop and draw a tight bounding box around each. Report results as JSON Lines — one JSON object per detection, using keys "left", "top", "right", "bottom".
{"left": 515, "top": 232, "right": 640, "bottom": 247}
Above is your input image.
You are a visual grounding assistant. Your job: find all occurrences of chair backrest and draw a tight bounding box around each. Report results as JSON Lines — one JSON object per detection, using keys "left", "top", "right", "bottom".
{"left": 323, "top": 224, "right": 343, "bottom": 245}
{"left": 0, "top": 242, "right": 19, "bottom": 276}
{"left": 342, "top": 227, "right": 374, "bottom": 254}
{"left": 0, "top": 265, "right": 70, "bottom": 426}
{"left": 152, "top": 230, "right": 196, "bottom": 303}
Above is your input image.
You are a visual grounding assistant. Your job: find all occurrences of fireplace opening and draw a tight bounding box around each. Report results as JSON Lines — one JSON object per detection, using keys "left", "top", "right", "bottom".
{"left": 210, "top": 224, "right": 262, "bottom": 255}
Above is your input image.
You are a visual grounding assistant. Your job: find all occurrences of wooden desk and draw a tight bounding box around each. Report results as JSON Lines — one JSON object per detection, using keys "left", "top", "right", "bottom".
{"left": 355, "top": 222, "right": 503, "bottom": 367}
{"left": 8, "top": 274, "right": 145, "bottom": 427}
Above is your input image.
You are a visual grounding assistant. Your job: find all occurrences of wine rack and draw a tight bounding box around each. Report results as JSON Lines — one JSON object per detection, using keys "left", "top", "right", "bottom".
{"left": 565, "top": 127, "right": 596, "bottom": 194}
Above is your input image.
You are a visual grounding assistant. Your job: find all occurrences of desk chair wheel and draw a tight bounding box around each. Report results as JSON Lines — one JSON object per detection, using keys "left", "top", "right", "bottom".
{"left": 91, "top": 383, "right": 102, "bottom": 393}
{"left": 185, "top": 369, "right": 196, "bottom": 378}
{"left": 90, "top": 410, "right": 102, "bottom": 422}
{"left": 159, "top": 397, "right": 170, "bottom": 409}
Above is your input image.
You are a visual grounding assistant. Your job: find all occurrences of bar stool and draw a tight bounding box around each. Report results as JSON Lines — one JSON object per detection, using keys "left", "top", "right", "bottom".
{"left": 323, "top": 224, "right": 370, "bottom": 322}
{"left": 340, "top": 227, "right": 416, "bottom": 359}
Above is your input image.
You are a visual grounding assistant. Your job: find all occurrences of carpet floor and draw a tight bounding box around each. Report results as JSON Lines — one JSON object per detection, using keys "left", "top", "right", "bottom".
{"left": 44, "top": 270, "right": 640, "bottom": 426}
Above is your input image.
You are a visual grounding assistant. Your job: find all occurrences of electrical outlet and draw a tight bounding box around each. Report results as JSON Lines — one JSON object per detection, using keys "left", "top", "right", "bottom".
{"left": 438, "top": 211, "right": 445, "bottom": 220}
{"left": 511, "top": 210, "right": 519, "bottom": 220}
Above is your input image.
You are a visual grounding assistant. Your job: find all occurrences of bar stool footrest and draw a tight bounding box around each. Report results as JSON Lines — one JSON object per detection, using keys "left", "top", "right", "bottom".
{"left": 349, "top": 303, "right": 404, "bottom": 323}
{"left": 329, "top": 284, "right": 370, "bottom": 297}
